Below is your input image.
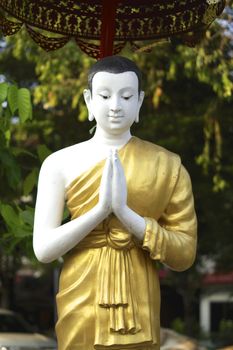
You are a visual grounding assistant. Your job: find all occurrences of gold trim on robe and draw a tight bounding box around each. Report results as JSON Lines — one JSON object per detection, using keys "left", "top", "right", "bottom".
{"left": 55, "top": 136, "right": 197, "bottom": 350}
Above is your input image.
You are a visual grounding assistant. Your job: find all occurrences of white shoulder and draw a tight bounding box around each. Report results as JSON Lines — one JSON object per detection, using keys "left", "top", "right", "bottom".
{"left": 39, "top": 141, "right": 89, "bottom": 179}
{"left": 39, "top": 150, "right": 62, "bottom": 177}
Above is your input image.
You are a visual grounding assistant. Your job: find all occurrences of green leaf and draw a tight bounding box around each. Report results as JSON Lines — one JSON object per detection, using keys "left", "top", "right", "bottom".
{"left": 18, "top": 88, "right": 32, "bottom": 123}
{"left": 0, "top": 130, "right": 6, "bottom": 148}
{"left": 4, "top": 105, "right": 12, "bottom": 120}
{"left": 0, "top": 112, "right": 10, "bottom": 132}
{"left": 0, "top": 82, "right": 8, "bottom": 103}
{"left": 0, "top": 203, "right": 21, "bottom": 228}
{"left": 23, "top": 168, "right": 39, "bottom": 196}
{"left": 19, "top": 207, "right": 34, "bottom": 227}
{"left": 12, "top": 225, "right": 32, "bottom": 238}
{"left": 0, "top": 204, "right": 33, "bottom": 239}
{"left": 0, "top": 149, "right": 22, "bottom": 189}
{"left": 5, "top": 130, "right": 11, "bottom": 143}
{"left": 11, "top": 147, "right": 37, "bottom": 158}
{"left": 37, "top": 144, "right": 52, "bottom": 163}
{"left": 7, "top": 85, "right": 18, "bottom": 114}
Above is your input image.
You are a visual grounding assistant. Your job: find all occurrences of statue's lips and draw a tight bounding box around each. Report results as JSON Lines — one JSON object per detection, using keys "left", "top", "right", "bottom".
{"left": 108, "top": 116, "right": 124, "bottom": 122}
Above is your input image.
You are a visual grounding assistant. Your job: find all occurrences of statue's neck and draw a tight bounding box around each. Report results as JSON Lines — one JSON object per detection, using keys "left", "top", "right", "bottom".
{"left": 91, "top": 128, "right": 132, "bottom": 148}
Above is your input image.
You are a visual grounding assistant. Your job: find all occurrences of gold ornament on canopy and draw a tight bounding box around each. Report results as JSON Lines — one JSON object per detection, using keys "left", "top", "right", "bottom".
{"left": 0, "top": 0, "right": 225, "bottom": 58}
{"left": 0, "top": 0, "right": 226, "bottom": 58}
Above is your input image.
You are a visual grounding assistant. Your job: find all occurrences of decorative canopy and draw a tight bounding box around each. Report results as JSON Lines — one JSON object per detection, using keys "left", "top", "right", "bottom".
{"left": 0, "top": 0, "right": 226, "bottom": 59}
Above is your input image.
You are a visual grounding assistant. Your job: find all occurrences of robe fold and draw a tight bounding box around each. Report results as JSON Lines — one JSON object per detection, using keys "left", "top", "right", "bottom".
{"left": 55, "top": 136, "right": 197, "bottom": 350}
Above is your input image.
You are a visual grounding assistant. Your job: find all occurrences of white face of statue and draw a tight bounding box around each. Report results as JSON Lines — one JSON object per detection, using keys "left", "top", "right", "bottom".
{"left": 84, "top": 71, "right": 144, "bottom": 136}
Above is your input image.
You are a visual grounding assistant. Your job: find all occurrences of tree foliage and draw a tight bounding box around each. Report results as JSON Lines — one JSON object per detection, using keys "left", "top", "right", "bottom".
{"left": 0, "top": 80, "right": 35, "bottom": 248}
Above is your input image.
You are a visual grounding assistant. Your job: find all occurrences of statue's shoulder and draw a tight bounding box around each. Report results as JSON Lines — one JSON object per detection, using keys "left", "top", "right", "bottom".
{"left": 133, "top": 136, "right": 181, "bottom": 167}
{"left": 40, "top": 141, "right": 89, "bottom": 173}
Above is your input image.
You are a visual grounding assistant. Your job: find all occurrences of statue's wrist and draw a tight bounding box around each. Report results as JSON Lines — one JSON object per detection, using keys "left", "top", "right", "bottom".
{"left": 113, "top": 205, "right": 129, "bottom": 221}
{"left": 95, "top": 203, "right": 111, "bottom": 220}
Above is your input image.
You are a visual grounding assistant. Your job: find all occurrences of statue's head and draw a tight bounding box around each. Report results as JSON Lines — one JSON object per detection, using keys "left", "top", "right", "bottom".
{"left": 87, "top": 56, "right": 142, "bottom": 94}
{"left": 83, "top": 56, "right": 144, "bottom": 135}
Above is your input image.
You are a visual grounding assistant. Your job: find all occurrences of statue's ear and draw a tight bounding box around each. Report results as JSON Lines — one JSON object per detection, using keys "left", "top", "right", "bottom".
{"left": 83, "top": 89, "right": 94, "bottom": 121}
{"left": 138, "top": 91, "right": 145, "bottom": 108}
{"left": 135, "top": 91, "right": 145, "bottom": 123}
{"left": 83, "top": 89, "right": 91, "bottom": 108}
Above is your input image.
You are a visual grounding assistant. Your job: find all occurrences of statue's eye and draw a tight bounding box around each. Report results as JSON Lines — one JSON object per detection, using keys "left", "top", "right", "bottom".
{"left": 122, "top": 95, "right": 132, "bottom": 100}
{"left": 99, "top": 94, "right": 109, "bottom": 99}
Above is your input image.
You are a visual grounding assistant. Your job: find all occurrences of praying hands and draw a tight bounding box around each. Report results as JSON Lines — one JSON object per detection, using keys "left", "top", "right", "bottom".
{"left": 98, "top": 149, "right": 146, "bottom": 240}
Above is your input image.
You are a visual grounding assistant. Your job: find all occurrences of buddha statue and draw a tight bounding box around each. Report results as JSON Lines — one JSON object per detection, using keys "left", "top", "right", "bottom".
{"left": 33, "top": 56, "right": 197, "bottom": 350}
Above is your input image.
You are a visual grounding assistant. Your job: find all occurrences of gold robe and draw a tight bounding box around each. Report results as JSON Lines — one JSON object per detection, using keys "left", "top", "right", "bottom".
{"left": 55, "top": 136, "right": 197, "bottom": 350}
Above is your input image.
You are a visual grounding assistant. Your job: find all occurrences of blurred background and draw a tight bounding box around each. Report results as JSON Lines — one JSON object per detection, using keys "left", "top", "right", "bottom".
{"left": 0, "top": 2, "right": 233, "bottom": 349}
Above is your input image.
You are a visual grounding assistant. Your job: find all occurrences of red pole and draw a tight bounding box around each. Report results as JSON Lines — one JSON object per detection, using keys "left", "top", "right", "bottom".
{"left": 99, "top": 0, "right": 118, "bottom": 59}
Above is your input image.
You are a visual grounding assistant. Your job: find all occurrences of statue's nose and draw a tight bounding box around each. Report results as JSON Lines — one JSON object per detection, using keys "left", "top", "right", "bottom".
{"left": 110, "top": 96, "right": 121, "bottom": 113}
{"left": 110, "top": 107, "right": 121, "bottom": 113}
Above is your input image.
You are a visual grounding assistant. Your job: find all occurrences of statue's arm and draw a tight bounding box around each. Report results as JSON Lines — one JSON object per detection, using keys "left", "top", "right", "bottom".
{"left": 112, "top": 152, "right": 197, "bottom": 271}
{"left": 33, "top": 154, "right": 112, "bottom": 263}
{"left": 142, "top": 165, "right": 197, "bottom": 271}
